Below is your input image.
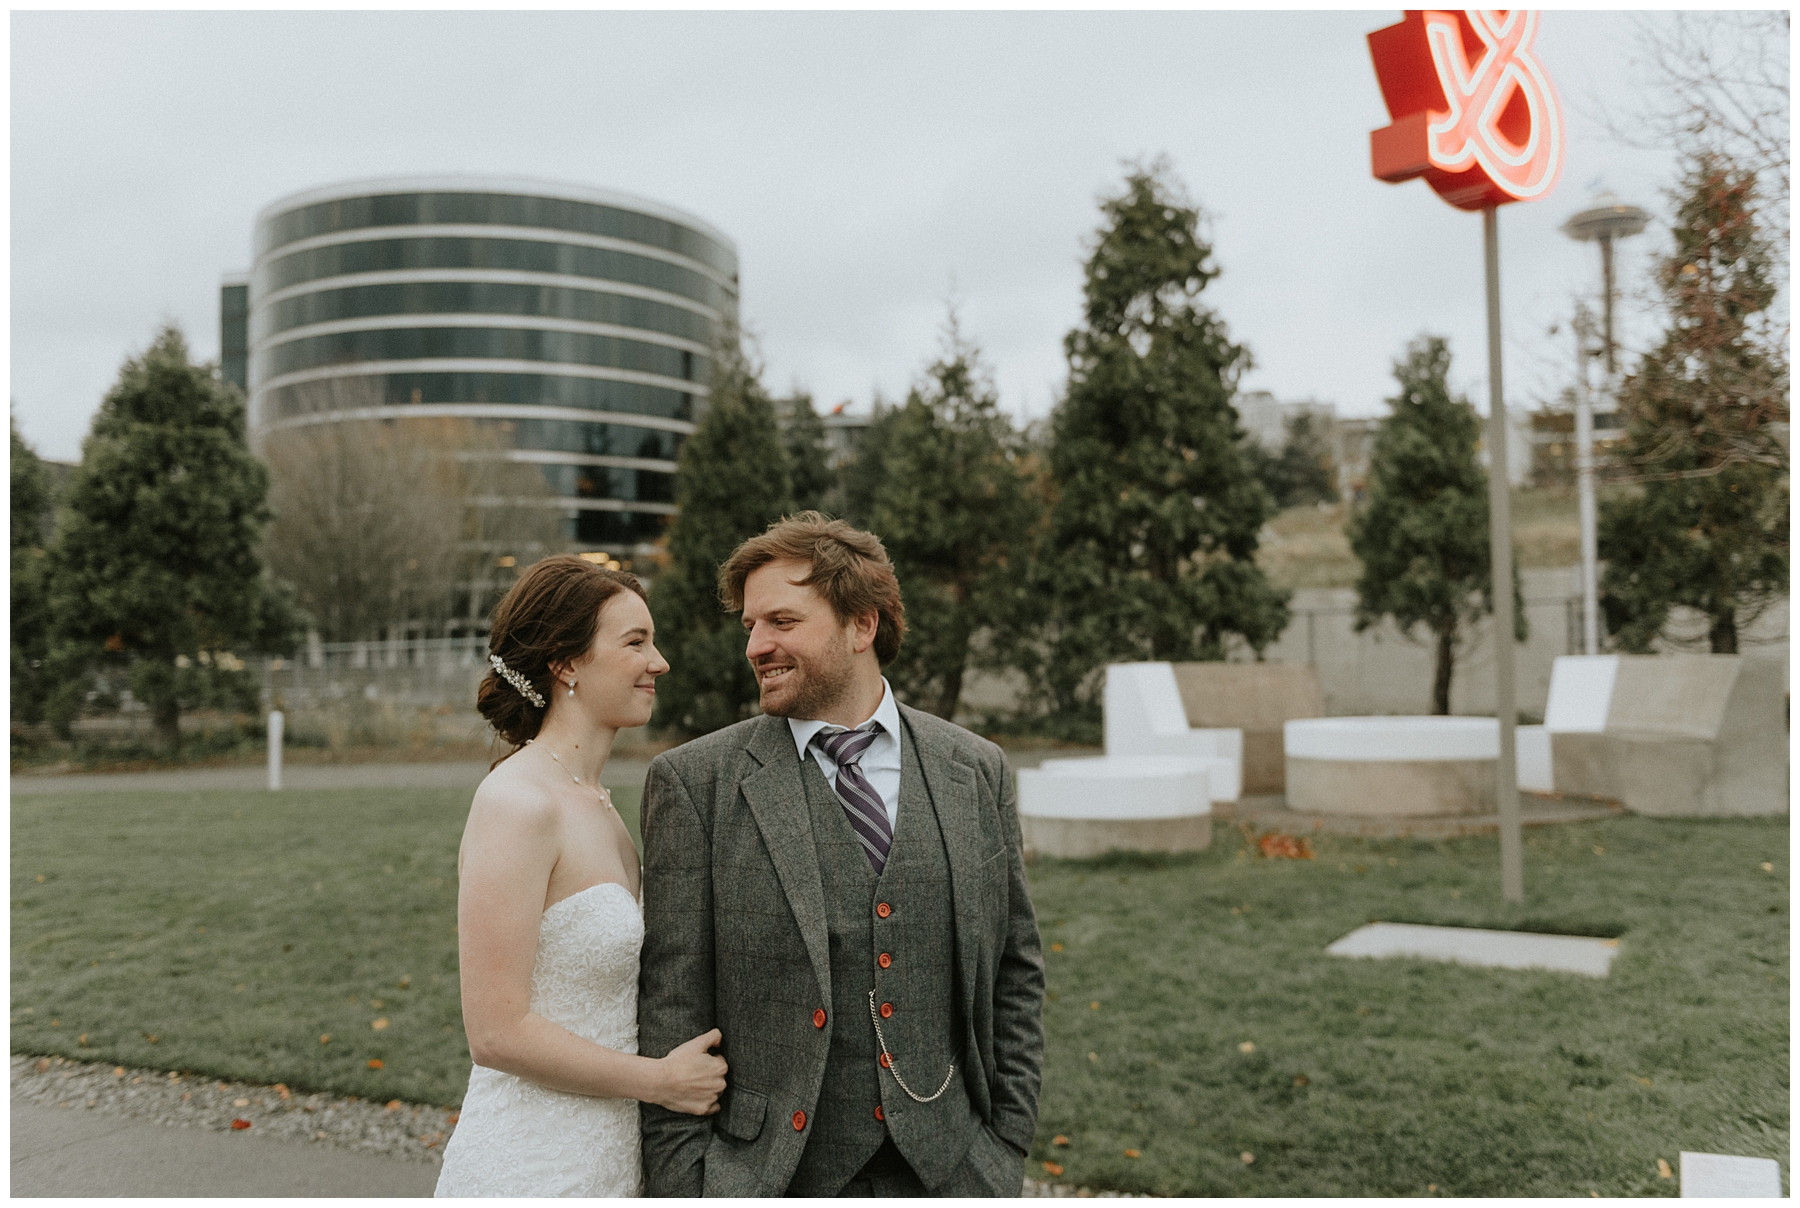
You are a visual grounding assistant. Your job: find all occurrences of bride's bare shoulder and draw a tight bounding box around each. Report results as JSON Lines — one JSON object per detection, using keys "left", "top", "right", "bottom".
{"left": 469, "top": 754, "right": 561, "bottom": 831}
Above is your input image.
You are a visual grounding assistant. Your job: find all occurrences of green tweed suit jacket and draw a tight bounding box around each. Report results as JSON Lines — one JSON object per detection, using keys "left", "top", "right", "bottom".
{"left": 637, "top": 705, "right": 1046, "bottom": 1196}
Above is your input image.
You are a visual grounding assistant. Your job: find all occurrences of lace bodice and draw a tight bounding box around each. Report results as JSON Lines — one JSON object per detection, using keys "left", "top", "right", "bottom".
{"left": 435, "top": 882, "right": 645, "bottom": 1198}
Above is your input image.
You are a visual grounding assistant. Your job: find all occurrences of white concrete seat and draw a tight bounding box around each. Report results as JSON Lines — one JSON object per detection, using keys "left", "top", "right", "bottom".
{"left": 1015, "top": 662, "right": 1231, "bottom": 857}
{"left": 1283, "top": 716, "right": 1500, "bottom": 816}
{"left": 1516, "top": 655, "right": 1618, "bottom": 791}
{"left": 1102, "top": 662, "right": 1242, "bottom": 801}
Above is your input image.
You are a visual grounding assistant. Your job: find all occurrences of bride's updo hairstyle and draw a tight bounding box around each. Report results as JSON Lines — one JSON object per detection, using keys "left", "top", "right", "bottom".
{"left": 478, "top": 554, "right": 647, "bottom": 751}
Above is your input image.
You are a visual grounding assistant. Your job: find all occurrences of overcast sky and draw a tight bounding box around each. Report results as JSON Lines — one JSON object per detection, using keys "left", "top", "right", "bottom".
{"left": 12, "top": 9, "right": 1695, "bottom": 463}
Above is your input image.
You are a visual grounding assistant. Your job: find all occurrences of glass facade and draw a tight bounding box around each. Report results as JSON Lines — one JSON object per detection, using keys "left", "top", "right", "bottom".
{"left": 243, "top": 178, "right": 735, "bottom": 556}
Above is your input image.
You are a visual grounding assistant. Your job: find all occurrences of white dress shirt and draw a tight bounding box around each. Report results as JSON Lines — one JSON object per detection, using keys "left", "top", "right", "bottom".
{"left": 788, "top": 678, "right": 903, "bottom": 831}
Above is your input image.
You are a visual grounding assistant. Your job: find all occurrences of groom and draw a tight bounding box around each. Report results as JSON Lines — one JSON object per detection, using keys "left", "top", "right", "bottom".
{"left": 638, "top": 513, "right": 1044, "bottom": 1196}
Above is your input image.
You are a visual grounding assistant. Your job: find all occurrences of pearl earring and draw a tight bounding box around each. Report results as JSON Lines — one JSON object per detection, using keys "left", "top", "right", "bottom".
{"left": 567, "top": 680, "right": 577, "bottom": 697}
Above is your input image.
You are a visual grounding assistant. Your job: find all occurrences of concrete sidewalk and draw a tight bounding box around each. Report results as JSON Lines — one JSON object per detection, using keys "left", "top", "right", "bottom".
{"left": 10, "top": 1097, "right": 438, "bottom": 1198}
{"left": 10, "top": 759, "right": 653, "bottom": 797}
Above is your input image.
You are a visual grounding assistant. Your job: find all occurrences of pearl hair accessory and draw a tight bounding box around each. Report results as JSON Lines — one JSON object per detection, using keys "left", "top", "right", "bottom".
{"left": 489, "top": 653, "right": 546, "bottom": 708}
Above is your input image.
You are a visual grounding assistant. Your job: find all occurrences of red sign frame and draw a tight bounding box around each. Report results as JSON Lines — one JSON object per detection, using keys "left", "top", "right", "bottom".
{"left": 1368, "top": 10, "right": 1564, "bottom": 211}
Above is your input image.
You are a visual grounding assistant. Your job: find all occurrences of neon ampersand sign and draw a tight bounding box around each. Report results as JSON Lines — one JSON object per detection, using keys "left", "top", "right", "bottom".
{"left": 1368, "top": 10, "right": 1564, "bottom": 210}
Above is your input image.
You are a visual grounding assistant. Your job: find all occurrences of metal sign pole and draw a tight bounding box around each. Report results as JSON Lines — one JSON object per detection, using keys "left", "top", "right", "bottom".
{"left": 1483, "top": 206, "right": 1524, "bottom": 903}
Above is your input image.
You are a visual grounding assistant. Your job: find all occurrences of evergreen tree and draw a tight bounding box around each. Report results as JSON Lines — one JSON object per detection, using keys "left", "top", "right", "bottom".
{"left": 866, "top": 321, "right": 1038, "bottom": 720}
{"left": 1272, "top": 411, "right": 1338, "bottom": 507}
{"left": 651, "top": 343, "right": 793, "bottom": 735}
{"left": 1035, "top": 163, "right": 1289, "bottom": 721}
{"left": 1349, "top": 335, "right": 1524, "bottom": 715}
{"left": 11, "top": 417, "right": 55, "bottom": 729}
{"left": 46, "top": 327, "right": 303, "bottom": 749}
{"left": 779, "top": 391, "right": 836, "bottom": 514}
{"left": 1599, "top": 155, "right": 1788, "bottom": 653}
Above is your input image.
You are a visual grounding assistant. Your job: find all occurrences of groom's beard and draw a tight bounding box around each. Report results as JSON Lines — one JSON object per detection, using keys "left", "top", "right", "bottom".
{"left": 754, "top": 628, "right": 858, "bottom": 720}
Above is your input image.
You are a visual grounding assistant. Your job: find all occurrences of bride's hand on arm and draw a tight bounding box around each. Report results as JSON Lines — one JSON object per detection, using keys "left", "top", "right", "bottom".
{"left": 457, "top": 778, "right": 699, "bottom": 1106}
{"left": 652, "top": 1029, "right": 727, "bottom": 1115}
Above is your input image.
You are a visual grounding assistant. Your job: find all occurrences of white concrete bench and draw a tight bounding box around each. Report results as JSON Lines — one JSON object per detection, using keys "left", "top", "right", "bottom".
{"left": 1284, "top": 716, "right": 1499, "bottom": 816}
{"left": 1016, "top": 662, "right": 1238, "bottom": 858}
{"left": 1516, "top": 655, "right": 1618, "bottom": 792}
{"left": 1103, "top": 662, "right": 1242, "bottom": 802}
{"left": 1549, "top": 654, "right": 1787, "bottom": 816}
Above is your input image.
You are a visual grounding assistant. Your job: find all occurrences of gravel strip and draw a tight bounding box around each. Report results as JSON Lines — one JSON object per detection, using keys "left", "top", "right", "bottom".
{"left": 11, "top": 1053, "right": 455, "bottom": 1166}
{"left": 13, "top": 1053, "right": 1143, "bottom": 1195}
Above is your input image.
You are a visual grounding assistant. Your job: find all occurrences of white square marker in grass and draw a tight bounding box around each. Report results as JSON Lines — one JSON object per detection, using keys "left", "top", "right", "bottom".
{"left": 1325, "top": 923, "right": 1621, "bottom": 977}
{"left": 1680, "top": 1151, "right": 1783, "bottom": 1198}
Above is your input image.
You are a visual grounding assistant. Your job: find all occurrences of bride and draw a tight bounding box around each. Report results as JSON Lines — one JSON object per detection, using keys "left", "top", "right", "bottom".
{"left": 436, "top": 555, "right": 725, "bottom": 1197}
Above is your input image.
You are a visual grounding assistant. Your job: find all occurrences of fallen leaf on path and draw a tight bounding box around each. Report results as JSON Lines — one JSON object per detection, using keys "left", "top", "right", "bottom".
{"left": 1050, "top": 943, "right": 1064, "bottom": 952}
{"left": 1241, "top": 1152, "right": 1255, "bottom": 1164}
{"left": 1042, "top": 1162, "right": 1064, "bottom": 1176}
{"left": 386, "top": 1100, "right": 402, "bottom": 1112}
{"left": 1657, "top": 1159, "right": 1673, "bottom": 1179}
{"left": 447, "top": 1112, "right": 459, "bottom": 1124}
{"left": 113, "top": 1067, "right": 125, "bottom": 1077}
{"left": 233, "top": 1098, "right": 249, "bottom": 1107}
{"left": 230, "top": 1119, "right": 251, "bottom": 1130}
{"left": 319, "top": 1034, "right": 331, "bottom": 1044}
{"left": 367, "top": 1059, "right": 384, "bottom": 1069}
{"left": 372, "top": 1018, "right": 390, "bottom": 1031}
{"left": 1053, "top": 1136, "right": 1070, "bottom": 1147}
{"left": 1124, "top": 1149, "right": 1141, "bottom": 1159}
{"left": 275, "top": 1084, "right": 290, "bottom": 1099}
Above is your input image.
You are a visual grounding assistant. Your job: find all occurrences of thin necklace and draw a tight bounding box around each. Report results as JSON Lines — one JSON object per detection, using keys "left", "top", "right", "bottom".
{"left": 526, "top": 739, "right": 613, "bottom": 810}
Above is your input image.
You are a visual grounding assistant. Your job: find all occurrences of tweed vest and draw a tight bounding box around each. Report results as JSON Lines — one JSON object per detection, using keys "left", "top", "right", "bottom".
{"left": 782, "top": 721, "right": 978, "bottom": 1196}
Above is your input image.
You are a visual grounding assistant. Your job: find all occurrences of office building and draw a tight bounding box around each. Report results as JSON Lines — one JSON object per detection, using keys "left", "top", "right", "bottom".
{"left": 223, "top": 175, "right": 737, "bottom": 560}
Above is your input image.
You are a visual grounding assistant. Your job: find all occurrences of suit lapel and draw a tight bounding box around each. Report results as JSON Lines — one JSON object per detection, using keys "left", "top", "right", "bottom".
{"left": 900, "top": 704, "right": 983, "bottom": 1002}
{"left": 738, "top": 715, "right": 833, "bottom": 1005}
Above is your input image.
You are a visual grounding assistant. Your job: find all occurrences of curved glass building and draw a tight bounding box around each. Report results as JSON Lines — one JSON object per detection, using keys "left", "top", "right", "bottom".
{"left": 236, "top": 176, "right": 737, "bottom": 560}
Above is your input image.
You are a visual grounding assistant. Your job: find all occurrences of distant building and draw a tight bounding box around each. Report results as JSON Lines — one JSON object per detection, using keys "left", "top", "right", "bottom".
{"left": 819, "top": 403, "right": 872, "bottom": 468}
{"left": 1234, "top": 389, "right": 1337, "bottom": 454}
{"left": 222, "top": 175, "right": 737, "bottom": 560}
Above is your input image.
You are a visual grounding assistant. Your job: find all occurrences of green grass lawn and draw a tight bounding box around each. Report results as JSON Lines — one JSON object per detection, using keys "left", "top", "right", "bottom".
{"left": 12, "top": 788, "right": 1786, "bottom": 1196}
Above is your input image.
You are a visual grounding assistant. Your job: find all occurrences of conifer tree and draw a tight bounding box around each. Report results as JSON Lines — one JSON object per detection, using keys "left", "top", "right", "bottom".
{"left": 1599, "top": 155, "right": 1788, "bottom": 653}
{"left": 1349, "top": 335, "right": 1524, "bottom": 715}
{"left": 11, "top": 417, "right": 55, "bottom": 729}
{"left": 651, "top": 343, "right": 793, "bottom": 735}
{"left": 779, "top": 391, "right": 836, "bottom": 515}
{"left": 47, "top": 327, "right": 302, "bottom": 749}
{"left": 865, "top": 321, "right": 1038, "bottom": 720}
{"left": 1035, "top": 163, "right": 1289, "bottom": 721}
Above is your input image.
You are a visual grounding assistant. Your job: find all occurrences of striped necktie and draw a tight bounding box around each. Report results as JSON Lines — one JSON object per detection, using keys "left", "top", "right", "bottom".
{"left": 812, "top": 725, "right": 892, "bottom": 873}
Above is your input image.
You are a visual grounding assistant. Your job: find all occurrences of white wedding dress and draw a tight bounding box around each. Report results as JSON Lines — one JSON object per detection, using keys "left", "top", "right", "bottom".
{"left": 435, "top": 882, "right": 645, "bottom": 1197}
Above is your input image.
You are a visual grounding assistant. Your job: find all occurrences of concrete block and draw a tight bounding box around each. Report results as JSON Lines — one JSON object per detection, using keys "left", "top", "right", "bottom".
{"left": 1325, "top": 922, "right": 1620, "bottom": 977}
{"left": 1020, "top": 813, "right": 1213, "bottom": 859}
{"left": 1172, "top": 663, "right": 1323, "bottom": 793}
{"left": 1680, "top": 1151, "right": 1783, "bottom": 1198}
{"left": 1017, "top": 756, "right": 1213, "bottom": 859}
{"left": 1287, "top": 755, "right": 1495, "bottom": 816}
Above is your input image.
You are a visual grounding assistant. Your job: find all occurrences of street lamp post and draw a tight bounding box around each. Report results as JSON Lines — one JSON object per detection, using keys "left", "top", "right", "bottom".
{"left": 1560, "top": 195, "right": 1649, "bottom": 655}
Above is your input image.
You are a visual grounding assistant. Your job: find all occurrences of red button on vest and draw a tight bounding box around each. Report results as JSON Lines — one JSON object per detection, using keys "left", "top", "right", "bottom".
{"left": 879, "top": 1052, "right": 892, "bottom": 1069}
{"left": 792, "top": 1110, "right": 807, "bottom": 1131}
{"left": 879, "top": 1001, "right": 894, "bottom": 1019}
{"left": 878, "top": 952, "right": 892, "bottom": 969}
{"left": 876, "top": 902, "right": 892, "bottom": 918}
{"left": 874, "top": 1105, "right": 885, "bottom": 1122}
{"left": 812, "top": 1008, "right": 826, "bottom": 1029}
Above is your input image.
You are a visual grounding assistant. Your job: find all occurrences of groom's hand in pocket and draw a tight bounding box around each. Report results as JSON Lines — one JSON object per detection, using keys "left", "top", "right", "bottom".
{"left": 654, "top": 1028, "right": 728, "bottom": 1115}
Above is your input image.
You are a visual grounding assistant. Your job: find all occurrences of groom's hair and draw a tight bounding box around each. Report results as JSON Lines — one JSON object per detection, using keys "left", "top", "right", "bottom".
{"left": 719, "top": 512, "right": 906, "bottom": 665}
